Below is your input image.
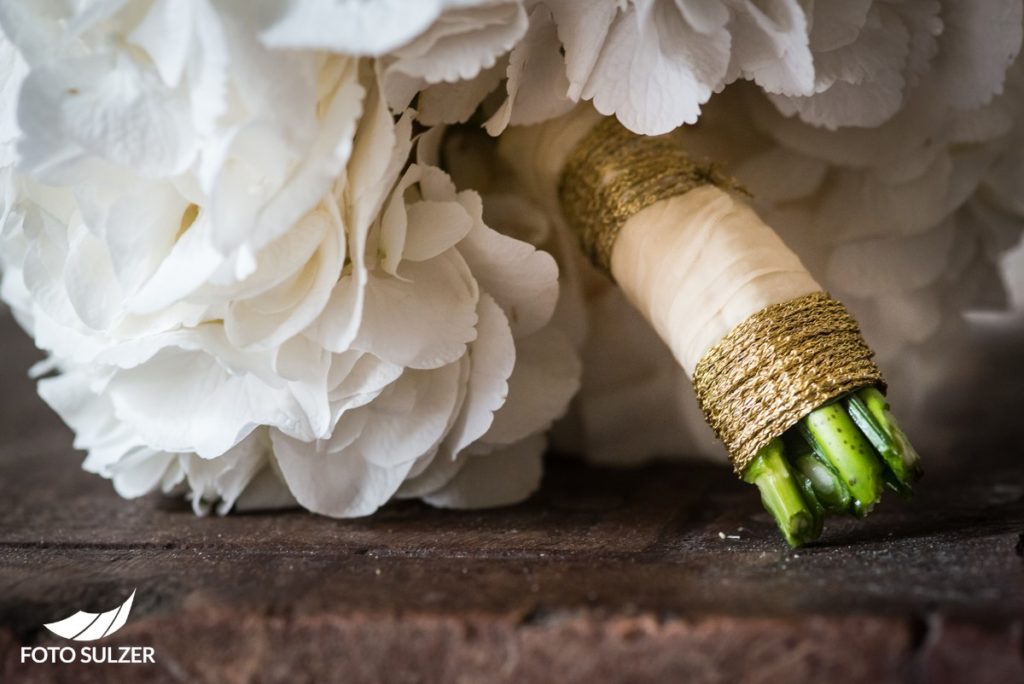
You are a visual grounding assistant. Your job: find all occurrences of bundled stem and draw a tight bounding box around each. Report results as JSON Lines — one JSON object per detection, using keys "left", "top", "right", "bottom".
{"left": 743, "top": 438, "right": 820, "bottom": 547}
{"left": 751, "top": 386, "right": 922, "bottom": 546}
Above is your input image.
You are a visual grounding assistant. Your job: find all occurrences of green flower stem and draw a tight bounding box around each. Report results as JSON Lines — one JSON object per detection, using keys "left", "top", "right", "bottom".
{"left": 791, "top": 463, "right": 825, "bottom": 541}
{"left": 741, "top": 386, "right": 922, "bottom": 546}
{"left": 790, "top": 449, "right": 852, "bottom": 514}
{"left": 799, "top": 403, "right": 885, "bottom": 517}
{"left": 845, "top": 387, "right": 922, "bottom": 491}
{"left": 742, "top": 439, "right": 818, "bottom": 548}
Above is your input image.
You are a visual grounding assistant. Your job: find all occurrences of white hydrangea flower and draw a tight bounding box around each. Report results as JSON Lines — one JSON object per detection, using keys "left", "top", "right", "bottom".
{"left": 768, "top": 0, "right": 1022, "bottom": 129}
{"left": 434, "top": 0, "right": 1021, "bottom": 137}
{"left": 0, "top": 0, "right": 579, "bottom": 515}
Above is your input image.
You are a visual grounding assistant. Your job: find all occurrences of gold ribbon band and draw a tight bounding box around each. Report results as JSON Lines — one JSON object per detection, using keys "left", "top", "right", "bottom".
{"left": 558, "top": 117, "right": 743, "bottom": 277}
{"left": 693, "top": 292, "right": 885, "bottom": 475}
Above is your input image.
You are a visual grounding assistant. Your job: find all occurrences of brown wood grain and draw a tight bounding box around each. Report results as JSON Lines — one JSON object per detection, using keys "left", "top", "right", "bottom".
{"left": 0, "top": 310, "right": 1022, "bottom": 683}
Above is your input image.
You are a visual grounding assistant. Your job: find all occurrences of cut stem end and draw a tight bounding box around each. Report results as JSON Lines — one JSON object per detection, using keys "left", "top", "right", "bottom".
{"left": 741, "top": 385, "right": 922, "bottom": 546}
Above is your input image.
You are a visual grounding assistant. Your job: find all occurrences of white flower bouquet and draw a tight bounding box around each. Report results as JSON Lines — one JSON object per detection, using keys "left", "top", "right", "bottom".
{"left": 1, "top": 1, "right": 1021, "bottom": 546}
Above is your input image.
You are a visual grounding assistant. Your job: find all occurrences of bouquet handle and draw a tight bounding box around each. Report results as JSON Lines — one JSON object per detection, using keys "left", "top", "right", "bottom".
{"left": 501, "top": 110, "right": 922, "bottom": 546}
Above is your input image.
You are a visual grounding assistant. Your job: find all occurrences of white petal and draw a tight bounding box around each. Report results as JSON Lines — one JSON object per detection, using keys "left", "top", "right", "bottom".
{"left": 185, "top": 0, "right": 230, "bottom": 134}
{"left": 37, "top": 369, "right": 170, "bottom": 488}
{"left": 38, "top": 369, "right": 123, "bottom": 461}
{"left": 546, "top": 0, "right": 619, "bottom": 101}
{"left": 457, "top": 221, "right": 559, "bottom": 337}
{"left": 205, "top": 124, "right": 288, "bottom": 256}
{"left": 180, "top": 431, "right": 268, "bottom": 514}
{"left": 931, "top": 0, "right": 1022, "bottom": 112}
{"left": 481, "top": 325, "right": 579, "bottom": 446}
{"left": 251, "top": 61, "right": 363, "bottom": 252}
{"left": 258, "top": 0, "right": 446, "bottom": 56}
{"left": 825, "top": 218, "right": 956, "bottom": 298}
{"left": 384, "top": 1, "right": 527, "bottom": 85}
{"left": 63, "top": 226, "right": 123, "bottom": 330}
{"left": 891, "top": 0, "right": 941, "bottom": 91}
{"left": 328, "top": 352, "right": 403, "bottom": 406}
{"left": 806, "top": 0, "right": 872, "bottom": 52}
{"left": 309, "top": 266, "right": 364, "bottom": 354}
{"left": 103, "top": 181, "right": 189, "bottom": 294}
{"left": 271, "top": 429, "right": 415, "bottom": 518}
{"left": 224, "top": 217, "right": 342, "bottom": 350}
{"left": 110, "top": 450, "right": 175, "bottom": 499}
{"left": 815, "top": 154, "right": 953, "bottom": 242}
{"left": 128, "top": 0, "right": 194, "bottom": 87}
{"left": 0, "top": 0, "right": 67, "bottom": 67}
{"left": 352, "top": 250, "right": 478, "bottom": 370}
{"left": 308, "top": 82, "right": 411, "bottom": 354}
{"left": 104, "top": 339, "right": 309, "bottom": 457}
{"left": 416, "top": 58, "right": 505, "bottom": 126}
{"left": 125, "top": 211, "right": 224, "bottom": 314}
{"left": 725, "top": 0, "right": 814, "bottom": 96}
{"left": 270, "top": 361, "right": 464, "bottom": 516}
{"left": 423, "top": 434, "right": 545, "bottom": 509}
{"left": 207, "top": 206, "right": 329, "bottom": 302}
{"left": 347, "top": 362, "right": 465, "bottom": 468}
{"left": 484, "top": 4, "right": 574, "bottom": 135}
{"left": 769, "top": 4, "right": 910, "bottom": 129}
{"left": 402, "top": 199, "right": 475, "bottom": 262}
{"left": 0, "top": 29, "right": 28, "bottom": 166}
{"left": 440, "top": 292, "right": 515, "bottom": 457}
{"left": 945, "top": 102, "right": 1013, "bottom": 145}
{"left": 274, "top": 334, "right": 331, "bottom": 385}
{"left": 376, "top": 163, "right": 425, "bottom": 276}
{"left": 734, "top": 146, "right": 826, "bottom": 203}
{"left": 584, "top": 3, "right": 730, "bottom": 135}
{"left": 347, "top": 77, "right": 413, "bottom": 240}
{"left": 394, "top": 444, "right": 465, "bottom": 500}
{"left": 17, "top": 53, "right": 196, "bottom": 178}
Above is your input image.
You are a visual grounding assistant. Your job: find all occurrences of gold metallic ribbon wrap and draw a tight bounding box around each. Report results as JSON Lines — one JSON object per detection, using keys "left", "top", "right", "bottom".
{"left": 558, "top": 117, "right": 743, "bottom": 277}
{"left": 693, "top": 292, "right": 885, "bottom": 474}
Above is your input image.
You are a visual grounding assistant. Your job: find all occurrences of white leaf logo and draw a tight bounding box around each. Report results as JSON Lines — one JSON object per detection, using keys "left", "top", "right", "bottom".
{"left": 43, "top": 590, "right": 136, "bottom": 641}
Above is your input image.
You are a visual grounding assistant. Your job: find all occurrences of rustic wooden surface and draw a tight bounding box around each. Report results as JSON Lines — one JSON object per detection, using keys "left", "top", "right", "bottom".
{"left": 1, "top": 310, "right": 1022, "bottom": 684}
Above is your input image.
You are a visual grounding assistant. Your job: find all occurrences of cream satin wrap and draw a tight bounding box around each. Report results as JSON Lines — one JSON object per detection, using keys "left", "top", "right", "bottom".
{"left": 611, "top": 188, "right": 820, "bottom": 375}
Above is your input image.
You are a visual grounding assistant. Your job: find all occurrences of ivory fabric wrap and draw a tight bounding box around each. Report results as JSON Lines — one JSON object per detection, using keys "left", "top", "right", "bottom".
{"left": 610, "top": 188, "right": 820, "bottom": 375}
{"left": 549, "top": 113, "right": 883, "bottom": 474}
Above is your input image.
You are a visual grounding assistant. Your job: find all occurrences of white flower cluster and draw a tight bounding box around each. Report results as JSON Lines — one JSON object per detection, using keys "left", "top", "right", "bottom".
{"left": 0, "top": 1, "right": 579, "bottom": 515}
{"left": 383, "top": 0, "right": 1023, "bottom": 136}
